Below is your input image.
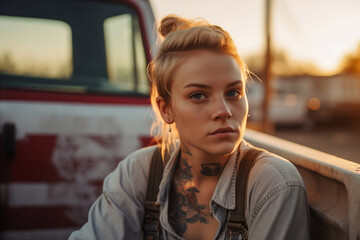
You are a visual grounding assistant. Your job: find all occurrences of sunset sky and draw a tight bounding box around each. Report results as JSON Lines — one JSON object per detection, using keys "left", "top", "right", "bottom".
{"left": 1, "top": 0, "right": 359, "bottom": 77}
{"left": 150, "top": 0, "right": 360, "bottom": 75}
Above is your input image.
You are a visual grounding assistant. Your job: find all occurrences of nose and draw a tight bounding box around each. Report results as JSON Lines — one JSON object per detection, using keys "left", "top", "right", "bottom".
{"left": 211, "top": 97, "right": 232, "bottom": 120}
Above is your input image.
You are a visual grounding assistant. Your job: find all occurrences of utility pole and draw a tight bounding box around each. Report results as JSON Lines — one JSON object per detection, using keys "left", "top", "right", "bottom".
{"left": 262, "top": 0, "right": 274, "bottom": 133}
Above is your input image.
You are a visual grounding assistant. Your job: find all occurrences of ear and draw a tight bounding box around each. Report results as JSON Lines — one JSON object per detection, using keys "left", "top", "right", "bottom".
{"left": 156, "top": 96, "right": 174, "bottom": 124}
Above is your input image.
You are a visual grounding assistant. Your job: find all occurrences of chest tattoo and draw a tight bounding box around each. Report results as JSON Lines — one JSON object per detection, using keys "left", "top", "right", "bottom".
{"left": 168, "top": 157, "right": 210, "bottom": 236}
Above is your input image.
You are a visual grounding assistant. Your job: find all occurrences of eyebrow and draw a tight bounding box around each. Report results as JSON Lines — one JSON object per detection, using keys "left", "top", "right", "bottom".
{"left": 184, "top": 80, "right": 243, "bottom": 89}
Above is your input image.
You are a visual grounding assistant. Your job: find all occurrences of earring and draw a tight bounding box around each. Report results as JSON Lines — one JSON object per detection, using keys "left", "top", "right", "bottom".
{"left": 169, "top": 125, "right": 172, "bottom": 133}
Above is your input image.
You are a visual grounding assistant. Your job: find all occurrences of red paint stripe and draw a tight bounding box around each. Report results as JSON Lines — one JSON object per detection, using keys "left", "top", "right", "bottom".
{"left": 0, "top": 206, "right": 84, "bottom": 230}
{"left": 139, "top": 136, "right": 157, "bottom": 148}
{"left": 6, "top": 134, "right": 123, "bottom": 183}
{"left": 9, "top": 135, "right": 61, "bottom": 182}
{"left": 0, "top": 89, "right": 151, "bottom": 105}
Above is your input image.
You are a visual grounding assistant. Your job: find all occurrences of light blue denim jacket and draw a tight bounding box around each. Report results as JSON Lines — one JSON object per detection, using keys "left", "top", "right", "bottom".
{"left": 69, "top": 140, "right": 310, "bottom": 240}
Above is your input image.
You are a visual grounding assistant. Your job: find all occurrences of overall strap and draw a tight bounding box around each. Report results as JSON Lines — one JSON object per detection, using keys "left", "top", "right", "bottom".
{"left": 145, "top": 147, "right": 165, "bottom": 206}
{"left": 143, "top": 147, "right": 166, "bottom": 240}
{"left": 226, "top": 148, "right": 264, "bottom": 239}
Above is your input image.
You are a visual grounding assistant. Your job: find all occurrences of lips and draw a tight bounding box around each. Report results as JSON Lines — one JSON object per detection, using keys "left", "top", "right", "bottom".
{"left": 209, "top": 127, "right": 236, "bottom": 135}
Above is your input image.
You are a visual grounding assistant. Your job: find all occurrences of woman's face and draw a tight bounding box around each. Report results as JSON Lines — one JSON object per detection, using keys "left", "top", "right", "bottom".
{"left": 158, "top": 50, "right": 248, "bottom": 157}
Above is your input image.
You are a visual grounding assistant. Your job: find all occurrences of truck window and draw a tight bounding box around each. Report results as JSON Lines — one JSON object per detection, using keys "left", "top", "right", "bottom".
{"left": 0, "top": 16, "right": 72, "bottom": 79}
{"left": 0, "top": 0, "right": 149, "bottom": 96}
{"left": 104, "top": 14, "right": 148, "bottom": 95}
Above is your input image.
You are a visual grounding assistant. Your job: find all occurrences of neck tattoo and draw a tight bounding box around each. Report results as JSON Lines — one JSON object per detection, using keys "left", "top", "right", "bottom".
{"left": 169, "top": 156, "right": 210, "bottom": 236}
{"left": 201, "top": 163, "right": 222, "bottom": 176}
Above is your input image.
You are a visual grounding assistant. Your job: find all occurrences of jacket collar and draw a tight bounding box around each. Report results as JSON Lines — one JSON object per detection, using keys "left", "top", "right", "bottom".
{"left": 157, "top": 141, "right": 247, "bottom": 210}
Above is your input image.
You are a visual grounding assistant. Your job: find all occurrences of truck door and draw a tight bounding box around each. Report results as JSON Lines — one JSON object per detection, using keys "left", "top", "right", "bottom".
{"left": 0, "top": 0, "right": 155, "bottom": 239}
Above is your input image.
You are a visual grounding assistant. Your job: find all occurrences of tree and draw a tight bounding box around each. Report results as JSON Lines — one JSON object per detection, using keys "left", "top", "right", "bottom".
{"left": 340, "top": 43, "right": 360, "bottom": 75}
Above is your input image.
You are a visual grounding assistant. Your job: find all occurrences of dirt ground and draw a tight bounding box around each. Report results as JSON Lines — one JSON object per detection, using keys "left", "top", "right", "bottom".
{"left": 272, "top": 124, "right": 360, "bottom": 164}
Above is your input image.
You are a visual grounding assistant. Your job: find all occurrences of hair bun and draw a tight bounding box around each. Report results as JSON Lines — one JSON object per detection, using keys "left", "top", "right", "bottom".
{"left": 158, "top": 15, "right": 190, "bottom": 38}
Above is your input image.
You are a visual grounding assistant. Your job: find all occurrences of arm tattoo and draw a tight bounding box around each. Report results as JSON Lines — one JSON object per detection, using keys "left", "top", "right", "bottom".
{"left": 169, "top": 157, "right": 210, "bottom": 236}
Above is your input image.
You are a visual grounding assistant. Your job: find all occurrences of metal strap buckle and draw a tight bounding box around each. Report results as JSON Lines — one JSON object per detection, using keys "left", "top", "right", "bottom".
{"left": 226, "top": 222, "right": 248, "bottom": 239}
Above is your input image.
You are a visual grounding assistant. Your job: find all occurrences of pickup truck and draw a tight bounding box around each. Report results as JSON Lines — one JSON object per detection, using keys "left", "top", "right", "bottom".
{"left": 1, "top": 0, "right": 359, "bottom": 239}
{"left": 0, "top": 0, "right": 155, "bottom": 238}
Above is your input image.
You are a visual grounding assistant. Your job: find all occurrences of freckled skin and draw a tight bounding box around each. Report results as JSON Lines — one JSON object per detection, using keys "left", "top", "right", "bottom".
{"left": 167, "top": 50, "right": 248, "bottom": 158}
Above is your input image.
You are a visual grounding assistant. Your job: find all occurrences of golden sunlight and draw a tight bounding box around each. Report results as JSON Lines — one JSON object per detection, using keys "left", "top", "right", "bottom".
{"left": 0, "top": 16, "right": 72, "bottom": 78}
{"left": 150, "top": 0, "right": 360, "bottom": 76}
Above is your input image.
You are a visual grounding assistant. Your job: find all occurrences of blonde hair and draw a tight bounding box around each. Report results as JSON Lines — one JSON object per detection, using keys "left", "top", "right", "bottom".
{"left": 147, "top": 15, "right": 249, "bottom": 158}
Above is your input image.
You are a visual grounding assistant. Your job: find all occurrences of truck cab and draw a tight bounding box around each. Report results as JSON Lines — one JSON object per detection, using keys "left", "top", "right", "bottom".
{"left": 0, "top": 0, "right": 156, "bottom": 238}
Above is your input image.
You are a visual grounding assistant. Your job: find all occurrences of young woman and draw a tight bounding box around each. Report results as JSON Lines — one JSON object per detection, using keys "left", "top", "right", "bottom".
{"left": 69, "top": 15, "right": 310, "bottom": 240}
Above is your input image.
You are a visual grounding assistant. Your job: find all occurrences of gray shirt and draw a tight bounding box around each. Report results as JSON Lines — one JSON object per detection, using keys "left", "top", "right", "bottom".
{"left": 69, "top": 140, "right": 310, "bottom": 239}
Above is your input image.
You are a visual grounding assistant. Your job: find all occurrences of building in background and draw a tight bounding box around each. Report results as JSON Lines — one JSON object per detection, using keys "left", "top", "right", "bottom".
{"left": 247, "top": 74, "right": 360, "bottom": 127}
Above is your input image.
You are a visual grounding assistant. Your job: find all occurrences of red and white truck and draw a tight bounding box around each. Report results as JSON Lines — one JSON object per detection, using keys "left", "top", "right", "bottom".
{"left": 0, "top": 0, "right": 156, "bottom": 238}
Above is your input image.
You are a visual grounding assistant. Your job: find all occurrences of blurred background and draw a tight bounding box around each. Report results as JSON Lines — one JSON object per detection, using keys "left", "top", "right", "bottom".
{"left": 150, "top": 0, "right": 360, "bottom": 163}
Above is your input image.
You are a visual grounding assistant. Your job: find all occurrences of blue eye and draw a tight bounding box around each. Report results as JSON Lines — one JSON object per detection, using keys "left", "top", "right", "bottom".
{"left": 227, "top": 89, "right": 241, "bottom": 98}
{"left": 190, "top": 93, "right": 205, "bottom": 100}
